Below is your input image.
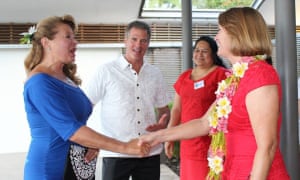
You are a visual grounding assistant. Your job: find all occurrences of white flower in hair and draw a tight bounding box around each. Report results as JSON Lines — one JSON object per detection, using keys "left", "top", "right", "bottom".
{"left": 20, "top": 26, "right": 36, "bottom": 44}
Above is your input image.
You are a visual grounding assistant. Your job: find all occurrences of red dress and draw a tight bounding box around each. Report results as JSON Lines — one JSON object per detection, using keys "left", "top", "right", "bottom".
{"left": 222, "top": 61, "right": 290, "bottom": 179}
{"left": 174, "top": 66, "right": 227, "bottom": 180}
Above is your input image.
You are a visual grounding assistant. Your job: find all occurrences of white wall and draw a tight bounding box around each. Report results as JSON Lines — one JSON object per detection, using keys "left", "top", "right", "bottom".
{"left": 0, "top": 45, "right": 121, "bottom": 153}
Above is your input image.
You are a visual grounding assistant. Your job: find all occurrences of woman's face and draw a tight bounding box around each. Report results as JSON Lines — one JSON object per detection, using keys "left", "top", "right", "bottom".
{"left": 215, "top": 25, "right": 232, "bottom": 60}
{"left": 47, "top": 23, "right": 77, "bottom": 64}
{"left": 192, "top": 40, "right": 214, "bottom": 68}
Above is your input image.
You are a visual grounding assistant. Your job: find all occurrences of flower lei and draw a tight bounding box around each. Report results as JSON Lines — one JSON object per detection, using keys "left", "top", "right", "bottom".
{"left": 19, "top": 25, "right": 36, "bottom": 44}
{"left": 207, "top": 55, "right": 266, "bottom": 180}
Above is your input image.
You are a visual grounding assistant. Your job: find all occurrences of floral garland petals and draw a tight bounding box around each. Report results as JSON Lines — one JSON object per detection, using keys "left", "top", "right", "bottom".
{"left": 206, "top": 55, "right": 265, "bottom": 179}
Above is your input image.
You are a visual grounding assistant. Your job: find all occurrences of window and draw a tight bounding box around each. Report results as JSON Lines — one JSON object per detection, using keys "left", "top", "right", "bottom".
{"left": 140, "top": 0, "right": 264, "bottom": 21}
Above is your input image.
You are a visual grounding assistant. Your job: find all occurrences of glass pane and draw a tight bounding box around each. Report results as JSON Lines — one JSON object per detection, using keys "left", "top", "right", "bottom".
{"left": 143, "top": 0, "right": 254, "bottom": 10}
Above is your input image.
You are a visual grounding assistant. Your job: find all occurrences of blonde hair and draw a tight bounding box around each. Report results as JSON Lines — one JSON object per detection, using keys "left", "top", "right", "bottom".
{"left": 24, "top": 14, "right": 81, "bottom": 85}
{"left": 218, "top": 7, "right": 272, "bottom": 57}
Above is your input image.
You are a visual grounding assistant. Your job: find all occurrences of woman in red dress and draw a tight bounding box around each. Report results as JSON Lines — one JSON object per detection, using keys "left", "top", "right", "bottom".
{"left": 141, "top": 7, "right": 290, "bottom": 180}
{"left": 165, "top": 36, "right": 227, "bottom": 180}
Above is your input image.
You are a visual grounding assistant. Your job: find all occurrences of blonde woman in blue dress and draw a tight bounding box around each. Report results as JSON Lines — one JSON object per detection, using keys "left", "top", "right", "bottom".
{"left": 22, "top": 14, "right": 150, "bottom": 180}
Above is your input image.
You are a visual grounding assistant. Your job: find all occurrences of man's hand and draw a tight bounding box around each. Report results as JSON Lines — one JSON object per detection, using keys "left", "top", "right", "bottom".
{"left": 146, "top": 113, "right": 168, "bottom": 132}
{"left": 125, "top": 138, "right": 151, "bottom": 157}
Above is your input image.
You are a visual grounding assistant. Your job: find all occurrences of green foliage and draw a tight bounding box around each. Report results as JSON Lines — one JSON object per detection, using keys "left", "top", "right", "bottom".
{"left": 146, "top": 0, "right": 181, "bottom": 9}
{"left": 19, "top": 34, "right": 33, "bottom": 44}
{"left": 167, "top": 102, "right": 173, "bottom": 109}
{"left": 203, "top": 0, "right": 253, "bottom": 9}
{"left": 145, "top": 0, "right": 253, "bottom": 9}
{"left": 167, "top": 102, "right": 180, "bottom": 160}
{"left": 173, "top": 141, "right": 180, "bottom": 159}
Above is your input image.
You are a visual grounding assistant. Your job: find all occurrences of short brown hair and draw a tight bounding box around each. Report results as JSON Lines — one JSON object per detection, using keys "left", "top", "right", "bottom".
{"left": 218, "top": 7, "right": 272, "bottom": 57}
{"left": 125, "top": 20, "right": 151, "bottom": 40}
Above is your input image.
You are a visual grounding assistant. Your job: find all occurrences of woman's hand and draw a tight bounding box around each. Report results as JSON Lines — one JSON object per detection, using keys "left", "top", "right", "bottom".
{"left": 84, "top": 148, "right": 99, "bottom": 163}
{"left": 139, "top": 131, "right": 161, "bottom": 147}
{"left": 125, "top": 138, "right": 151, "bottom": 157}
{"left": 164, "top": 141, "right": 174, "bottom": 159}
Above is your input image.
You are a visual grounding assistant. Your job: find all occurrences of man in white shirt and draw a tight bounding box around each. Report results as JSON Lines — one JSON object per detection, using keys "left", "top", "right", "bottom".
{"left": 84, "top": 20, "right": 171, "bottom": 180}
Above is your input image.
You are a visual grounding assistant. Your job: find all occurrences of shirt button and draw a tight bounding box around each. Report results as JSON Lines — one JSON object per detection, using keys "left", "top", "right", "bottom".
{"left": 138, "top": 133, "right": 141, "bottom": 136}
{"left": 137, "top": 97, "right": 140, "bottom": 99}
{"left": 137, "top": 121, "right": 141, "bottom": 124}
{"left": 137, "top": 83, "right": 139, "bottom": 86}
{"left": 137, "top": 109, "right": 140, "bottom": 112}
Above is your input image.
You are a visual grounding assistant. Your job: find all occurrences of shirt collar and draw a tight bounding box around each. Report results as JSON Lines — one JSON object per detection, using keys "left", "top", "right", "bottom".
{"left": 119, "top": 55, "right": 149, "bottom": 70}
{"left": 119, "top": 55, "right": 131, "bottom": 70}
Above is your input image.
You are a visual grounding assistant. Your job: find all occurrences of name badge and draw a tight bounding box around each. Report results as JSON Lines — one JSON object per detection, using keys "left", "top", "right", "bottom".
{"left": 194, "top": 80, "right": 204, "bottom": 89}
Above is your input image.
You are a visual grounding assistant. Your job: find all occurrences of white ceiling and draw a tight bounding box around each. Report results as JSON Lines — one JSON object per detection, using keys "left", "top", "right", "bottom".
{"left": 0, "top": 0, "right": 142, "bottom": 24}
{"left": 0, "top": 0, "right": 298, "bottom": 25}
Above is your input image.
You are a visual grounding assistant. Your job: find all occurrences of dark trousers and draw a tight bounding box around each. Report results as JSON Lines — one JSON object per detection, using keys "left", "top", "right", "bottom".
{"left": 102, "top": 155, "right": 160, "bottom": 180}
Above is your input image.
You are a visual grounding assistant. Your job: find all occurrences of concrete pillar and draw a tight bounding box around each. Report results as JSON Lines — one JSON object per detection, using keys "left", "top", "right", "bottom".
{"left": 181, "top": 0, "right": 193, "bottom": 70}
{"left": 275, "top": 0, "right": 300, "bottom": 179}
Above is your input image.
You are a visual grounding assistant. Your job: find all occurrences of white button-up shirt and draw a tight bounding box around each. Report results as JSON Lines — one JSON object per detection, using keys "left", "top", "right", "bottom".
{"left": 84, "top": 55, "right": 171, "bottom": 157}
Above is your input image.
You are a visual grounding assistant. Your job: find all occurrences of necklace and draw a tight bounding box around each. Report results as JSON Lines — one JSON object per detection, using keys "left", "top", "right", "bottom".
{"left": 206, "top": 55, "right": 266, "bottom": 179}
